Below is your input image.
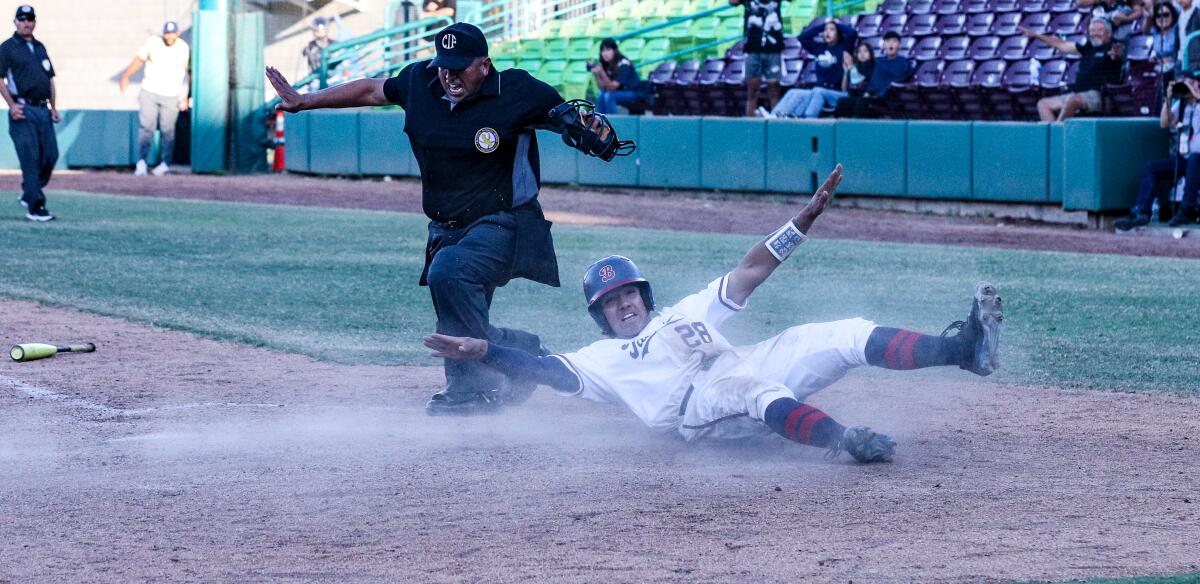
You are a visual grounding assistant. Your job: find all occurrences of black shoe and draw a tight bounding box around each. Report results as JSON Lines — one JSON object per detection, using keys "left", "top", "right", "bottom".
{"left": 424, "top": 389, "right": 505, "bottom": 416}
{"left": 25, "top": 206, "right": 54, "bottom": 222}
{"left": 942, "top": 282, "right": 1003, "bottom": 377}
{"left": 1168, "top": 208, "right": 1196, "bottom": 227}
{"left": 1114, "top": 213, "right": 1150, "bottom": 231}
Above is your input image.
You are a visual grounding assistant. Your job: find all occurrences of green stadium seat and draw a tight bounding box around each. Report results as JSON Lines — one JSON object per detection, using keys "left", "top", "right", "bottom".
{"left": 516, "top": 59, "right": 543, "bottom": 73}
{"left": 656, "top": 0, "right": 688, "bottom": 17}
{"left": 493, "top": 57, "right": 517, "bottom": 71}
{"left": 539, "top": 60, "right": 568, "bottom": 85}
{"left": 520, "top": 38, "right": 545, "bottom": 60}
{"left": 719, "top": 15, "right": 743, "bottom": 38}
{"left": 535, "top": 19, "right": 563, "bottom": 39}
{"left": 639, "top": 17, "right": 669, "bottom": 38}
{"left": 615, "top": 17, "right": 643, "bottom": 34}
{"left": 543, "top": 37, "right": 569, "bottom": 59}
{"left": 587, "top": 18, "right": 618, "bottom": 39}
{"left": 564, "top": 63, "right": 592, "bottom": 87}
{"left": 618, "top": 37, "right": 646, "bottom": 62}
{"left": 642, "top": 37, "right": 670, "bottom": 60}
{"left": 567, "top": 38, "right": 595, "bottom": 61}
{"left": 633, "top": 1, "right": 659, "bottom": 17}
{"left": 690, "top": 16, "right": 720, "bottom": 42}
{"left": 559, "top": 18, "right": 588, "bottom": 39}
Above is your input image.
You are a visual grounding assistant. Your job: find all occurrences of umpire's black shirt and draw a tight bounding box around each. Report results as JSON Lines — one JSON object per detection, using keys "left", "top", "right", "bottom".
{"left": 382, "top": 61, "right": 564, "bottom": 226}
{"left": 0, "top": 32, "right": 54, "bottom": 102}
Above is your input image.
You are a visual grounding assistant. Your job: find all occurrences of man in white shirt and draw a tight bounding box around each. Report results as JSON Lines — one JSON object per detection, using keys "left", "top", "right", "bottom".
{"left": 119, "top": 21, "right": 190, "bottom": 176}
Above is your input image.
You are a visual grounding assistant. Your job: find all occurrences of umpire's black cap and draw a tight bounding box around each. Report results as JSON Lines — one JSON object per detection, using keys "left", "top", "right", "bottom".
{"left": 428, "top": 23, "right": 488, "bottom": 70}
{"left": 15, "top": 5, "right": 35, "bottom": 20}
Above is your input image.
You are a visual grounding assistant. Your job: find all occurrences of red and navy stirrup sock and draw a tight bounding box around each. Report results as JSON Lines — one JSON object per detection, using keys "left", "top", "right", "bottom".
{"left": 764, "top": 398, "right": 845, "bottom": 449}
{"left": 864, "top": 326, "right": 962, "bottom": 370}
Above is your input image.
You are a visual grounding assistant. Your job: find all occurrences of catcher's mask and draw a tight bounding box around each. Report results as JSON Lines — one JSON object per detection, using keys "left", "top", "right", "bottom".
{"left": 583, "top": 255, "right": 655, "bottom": 336}
{"left": 548, "top": 99, "right": 637, "bottom": 162}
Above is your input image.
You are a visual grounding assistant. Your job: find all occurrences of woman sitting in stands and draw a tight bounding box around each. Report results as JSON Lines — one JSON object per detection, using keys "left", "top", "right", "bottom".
{"left": 591, "top": 38, "right": 649, "bottom": 115}
{"left": 1150, "top": 1, "right": 1178, "bottom": 99}
{"left": 841, "top": 40, "right": 876, "bottom": 99}
{"left": 765, "top": 18, "right": 858, "bottom": 118}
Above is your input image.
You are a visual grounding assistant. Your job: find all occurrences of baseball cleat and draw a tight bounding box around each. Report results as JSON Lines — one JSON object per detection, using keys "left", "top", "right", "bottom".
{"left": 25, "top": 206, "right": 54, "bottom": 222}
{"left": 828, "top": 425, "right": 897, "bottom": 463}
{"left": 943, "top": 282, "right": 1003, "bottom": 376}
{"left": 424, "top": 389, "right": 505, "bottom": 416}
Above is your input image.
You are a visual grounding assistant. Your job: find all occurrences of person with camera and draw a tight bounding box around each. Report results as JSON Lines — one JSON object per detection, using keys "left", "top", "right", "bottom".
{"left": 590, "top": 38, "right": 649, "bottom": 115}
{"left": 1115, "top": 77, "right": 1200, "bottom": 230}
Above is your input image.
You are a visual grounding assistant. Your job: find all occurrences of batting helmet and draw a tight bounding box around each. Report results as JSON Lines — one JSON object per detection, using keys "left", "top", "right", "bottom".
{"left": 583, "top": 255, "right": 656, "bottom": 335}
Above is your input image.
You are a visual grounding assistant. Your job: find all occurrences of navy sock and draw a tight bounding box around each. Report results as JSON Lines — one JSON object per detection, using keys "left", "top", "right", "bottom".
{"left": 864, "top": 326, "right": 962, "bottom": 370}
{"left": 763, "top": 398, "right": 845, "bottom": 449}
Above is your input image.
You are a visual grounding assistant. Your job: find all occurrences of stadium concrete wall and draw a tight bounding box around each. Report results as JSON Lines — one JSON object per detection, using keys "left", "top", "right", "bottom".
{"left": 283, "top": 111, "right": 1167, "bottom": 213}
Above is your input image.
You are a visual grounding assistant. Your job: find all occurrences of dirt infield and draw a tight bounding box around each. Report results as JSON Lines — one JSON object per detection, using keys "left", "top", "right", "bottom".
{"left": 3, "top": 299, "right": 1198, "bottom": 583}
{"left": 38, "top": 170, "right": 1200, "bottom": 259}
{"left": 3, "top": 171, "right": 1199, "bottom": 582}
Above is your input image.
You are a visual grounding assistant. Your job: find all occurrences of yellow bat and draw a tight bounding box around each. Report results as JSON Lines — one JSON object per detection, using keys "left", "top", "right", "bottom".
{"left": 9, "top": 343, "right": 96, "bottom": 362}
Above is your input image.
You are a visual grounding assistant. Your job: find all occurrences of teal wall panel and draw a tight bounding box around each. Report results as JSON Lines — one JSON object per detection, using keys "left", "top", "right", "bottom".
{"left": 835, "top": 120, "right": 906, "bottom": 196}
{"left": 765, "top": 119, "right": 837, "bottom": 194}
{"left": 637, "top": 117, "right": 702, "bottom": 189}
{"left": 191, "top": 10, "right": 230, "bottom": 173}
{"left": 358, "top": 110, "right": 412, "bottom": 176}
{"left": 1063, "top": 119, "right": 1168, "bottom": 212}
{"left": 1048, "top": 123, "right": 1064, "bottom": 204}
{"left": 284, "top": 111, "right": 310, "bottom": 173}
{"left": 906, "top": 122, "right": 971, "bottom": 199}
{"left": 230, "top": 12, "right": 268, "bottom": 173}
{"left": 972, "top": 122, "right": 1049, "bottom": 202}
{"left": 537, "top": 129, "right": 578, "bottom": 184}
{"left": 0, "top": 117, "right": 15, "bottom": 169}
{"left": 308, "top": 110, "right": 360, "bottom": 175}
{"left": 577, "top": 115, "right": 639, "bottom": 186}
{"left": 701, "top": 118, "right": 766, "bottom": 191}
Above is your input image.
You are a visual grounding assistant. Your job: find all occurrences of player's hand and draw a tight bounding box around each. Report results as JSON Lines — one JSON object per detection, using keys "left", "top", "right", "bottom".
{"left": 794, "top": 163, "right": 843, "bottom": 233}
{"left": 50, "top": 109, "right": 60, "bottom": 123}
{"left": 424, "top": 334, "right": 489, "bottom": 360}
{"left": 9, "top": 103, "right": 24, "bottom": 121}
{"left": 178, "top": 98, "right": 189, "bottom": 112}
{"left": 266, "top": 66, "right": 305, "bottom": 113}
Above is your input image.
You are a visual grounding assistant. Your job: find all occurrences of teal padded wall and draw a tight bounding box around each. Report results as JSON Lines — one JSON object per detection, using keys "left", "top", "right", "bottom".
{"left": 284, "top": 111, "right": 310, "bottom": 173}
{"left": 1062, "top": 119, "right": 1168, "bottom": 212}
{"left": 358, "top": 110, "right": 414, "bottom": 176}
{"left": 701, "top": 118, "right": 766, "bottom": 191}
{"left": 907, "top": 122, "right": 971, "bottom": 199}
{"left": 0, "top": 117, "right": 14, "bottom": 168}
{"left": 230, "top": 12, "right": 268, "bottom": 174}
{"left": 835, "top": 120, "right": 907, "bottom": 196}
{"left": 972, "top": 122, "right": 1049, "bottom": 202}
{"left": 191, "top": 10, "right": 230, "bottom": 173}
{"left": 73, "top": 111, "right": 135, "bottom": 167}
{"left": 308, "top": 110, "right": 361, "bottom": 175}
{"left": 577, "top": 115, "right": 639, "bottom": 186}
{"left": 1048, "top": 123, "right": 1064, "bottom": 204}
{"left": 637, "top": 117, "right": 702, "bottom": 189}
{"left": 765, "top": 119, "right": 836, "bottom": 194}
{"left": 537, "top": 129, "right": 579, "bottom": 184}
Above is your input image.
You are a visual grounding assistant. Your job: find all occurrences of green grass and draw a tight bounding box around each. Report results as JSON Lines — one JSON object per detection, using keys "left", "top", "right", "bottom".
{"left": 3, "top": 191, "right": 1199, "bottom": 394}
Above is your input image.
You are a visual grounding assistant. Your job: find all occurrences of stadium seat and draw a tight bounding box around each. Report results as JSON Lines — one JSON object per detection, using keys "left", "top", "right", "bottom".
{"left": 905, "top": 13, "right": 940, "bottom": 36}
{"left": 587, "top": 18, "right": 618, "bottom": 39}
{"left": 958, "top": 58, "right": 1005, "bottom": 118}
{"left": 889, "top": 59, "right": 945, "bottom": 118}
{"left": 691, "top": 16, "right": 721, "bottom": 43}
{"left": 726, "top": 39, "right": 747, "bottom": 60}
{"left": 568, "top": 38, "right": 595, "bottom": 62}
{"left": 1125, "top": 35, "right": 1153, "bottom": 61}
{"left": 1018, "top": 12, "right": 1051, "bottom": 35}
{"left": 559, "top": 19, "right": 589, "bottom": 39}
{"left": 797, "top": 59, "right": 819, "bottom": 87}
{"left": 934, "top": 0, "right": 963, "bottom": 15}
{"left": 649, "top": 61, "right": 677, "bottom": 115}
{"left": 1048, "top": 0, "right": 1076, "bottom": 12}
{"left": 936, "top": 13, "right": 968, "bottom": 35}
{"left": 861, "top": 35, "right": 884, "bottom": 55}
{"left": 991, "top": 0, "right": 1022, "bottom": 11}
{"left": 538, "top": 60, "right": 569, "bottom": 87}
{"left": 909, "top": 0, "right": 936, "bottom": 13}
{"left": 1064, "top": 60, "right": 1079, "bottom": 86}
{"left": 781, "top": 58, "right": 805, "bottom": 87}
{"left": 620, "top": 37, "right": 647, "bottom": 62}
{"left": 991, "top": 11, "right": 1023, "bottom": 35}
{"left": 910, "top": 35, "right": 944, "bottom": 60}
{"left": 643, "top": 37, "right": 671, "bottom": 61}
{"left": 839, "top": 14, "right": 860, "bottom": 27}
{"left": 963, "top": 0, "right": 992, "bottom": 13}
{"left": 998, "top": 35, "right": 1030, "bottom": 59}
{"left": 938, "top": 35, "right": 971, "bottom": 59}
{"left": 966, "top": 12, "right": 995, "bottom": 35}
{"left": 492, "top": 57, "right": 517, "bottom": 71}
{"left": 926, "top": 59, "right": 975, "bottom": 118}
{"left": 901, "top": 36, "right": 917, "bottom": 54}
{"left": 1049, "top": 12, "right": 1085, "bottom": 35}
{"left": 1038, "top": 59, "right": 1070, "bottom": 93}
{"left": 1103, "top": 60, "right": 1160, "bottom": 116}
{"left": 1020, "top": 0, "right": 1052, "bottom": 13}
{"left": 691, "top": 57, "right": 726, "bottom": 115}
{"left": 968, "top": 35, "right": 1002, "bottom": 60}
{"left": 1029, "top": 38, "right": 1059, "bottom": 59}
{"left": 857, "top": 13, "right": 885, "bottom": 37}
{"left": 517, "top": 59, "right": 543, "bottom": 73}
{"left": 669, "top": 59, "right": 702, "bottom": 115}
{"left": 717, "top": 58, "right": 747, "bottom": 116}
{"left": 881, "top": 13, "right": 909, "bottom": 34}
{"left": 878, "top": 0, "right": 909, "bottom": 14}
{"left": 781, "top": 45, "right": 804, "bottom": 61}
{"left": 1063, "top": 34, "right": 1086, "bottom": 58}
{"left": 995, "top": 58, "right": 1035, "bottom": 117}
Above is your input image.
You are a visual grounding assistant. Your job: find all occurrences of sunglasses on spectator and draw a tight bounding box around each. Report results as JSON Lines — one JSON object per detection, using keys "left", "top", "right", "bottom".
{"left": 15, "top": 15, "right": 33, "bottom": 22}
{"left": 1157, "top": 12, "right": 1172, "bottom": 17}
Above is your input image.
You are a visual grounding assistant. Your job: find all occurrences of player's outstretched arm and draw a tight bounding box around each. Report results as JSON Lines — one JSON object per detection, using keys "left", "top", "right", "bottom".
{"left": 266, "top": 65, "right": 389, "bottom": 113}
{"left": 424, "top": 334, "right": 580, "bottom": 393}
{"left": 724, "top": 164, "right": 843, "bottom": 306}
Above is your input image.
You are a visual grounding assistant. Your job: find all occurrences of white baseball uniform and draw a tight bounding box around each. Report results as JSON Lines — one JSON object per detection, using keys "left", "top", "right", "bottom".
{"left": 550, "top": 273, "right": 879, "bottom": 441}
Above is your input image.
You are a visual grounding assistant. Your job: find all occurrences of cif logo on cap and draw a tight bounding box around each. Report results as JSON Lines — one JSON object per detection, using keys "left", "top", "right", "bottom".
{"left": 441, "top": 33, "right": 457, "bottom": 50}
{"left": 474, "top": 127, "right": 499, "bottom": 153}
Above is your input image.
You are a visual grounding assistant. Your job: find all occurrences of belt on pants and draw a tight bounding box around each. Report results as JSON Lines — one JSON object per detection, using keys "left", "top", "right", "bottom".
{"left": 15, "top": 98, "right": 49, "bottom": 107}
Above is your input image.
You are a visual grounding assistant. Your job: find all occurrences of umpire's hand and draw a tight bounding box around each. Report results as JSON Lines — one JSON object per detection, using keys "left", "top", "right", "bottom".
{"left": 424, "top": 334, "right": 489, "bottom": 360}
{"left": 266, "top": 66, "right": 304, "bottom": 113}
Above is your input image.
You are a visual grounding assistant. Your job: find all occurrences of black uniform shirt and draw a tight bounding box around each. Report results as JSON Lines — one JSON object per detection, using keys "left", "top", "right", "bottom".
{"left": 1070, "top": 41, "right": 1122, "bottom": 93}
{"left": 382, "top": 61, "right": 564, "bottom": 225}
{"left": 0, "top": 32, "right": 54, "bottom": 102}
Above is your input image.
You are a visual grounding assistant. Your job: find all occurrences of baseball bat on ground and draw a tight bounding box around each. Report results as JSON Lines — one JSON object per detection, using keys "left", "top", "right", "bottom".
{"left": 9, "top": 343, "right": 96, "bottom": 362}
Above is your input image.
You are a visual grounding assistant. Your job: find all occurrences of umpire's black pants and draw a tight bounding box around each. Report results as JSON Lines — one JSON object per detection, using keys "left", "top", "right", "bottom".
{"left": 9, "top": 104, "right": 58, "bottom": 210}
{"left": 425, "top": 210, "right": 543, "bottom": 395}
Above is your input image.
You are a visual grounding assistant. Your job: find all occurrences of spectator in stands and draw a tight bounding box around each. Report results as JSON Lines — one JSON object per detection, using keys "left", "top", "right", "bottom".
{"left": 591, "top": 38, "right": 649, "bottom": 114}
{"left": 1179, "top": 0, "right": 1200, "bottom": 72}
{"left": 834, "top": 31, "right": 913, "bottom": 118}
{"left": 120, "top": 21, "right": 189, "bottom": 177}
{"left": 731, "top": 0, "right": 787, "bottom": 117}
{"left": 841, "top": 40, "right": 876, "bottom": 97}
{"left": 421, "top": 0, "right": 455, "bottom": 19}
{"left": 764, "top": 18, "right": 858, "bottom": 118}
{"left": 1079, "top": 0, "right": 1142, "bottom": 42}
{"left": 1116, "top": 77, "right": 1200, "bottom": 229}
{"left": 303, "top": 17, "right": 333, "bottom": 74}
{"left": 1023, "top": 19, "right": 1124, "bottom": 121}
{"left": 1150, "top": 2, "right": 1178, "bottom": 80}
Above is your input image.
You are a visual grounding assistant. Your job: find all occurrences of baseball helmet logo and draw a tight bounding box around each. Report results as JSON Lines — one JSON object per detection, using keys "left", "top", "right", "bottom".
{"left": 474, "top": 128, "right": 500, "bottom": 153}
{"left": 600, "top": 265, "right": 616, "bottom": 282}
{"left": 441, "top": 33, "right": 457, "bottom": 50}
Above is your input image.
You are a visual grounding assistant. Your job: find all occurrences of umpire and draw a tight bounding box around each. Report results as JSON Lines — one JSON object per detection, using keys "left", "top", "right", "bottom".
{"left": 0, "top": 4, "right": 58, "bottom": 222}
{"left": 266, "top": 23, "right": 622, "bottom": 415}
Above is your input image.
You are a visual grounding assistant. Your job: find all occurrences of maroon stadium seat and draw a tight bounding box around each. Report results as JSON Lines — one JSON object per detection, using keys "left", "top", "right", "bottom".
{"left": 857, "top": 14, "right": 885, "bottom": 37}
{"left": 967, "top": 35, "right": 1002, "bottom": 59}
{"left": 1049, "top": 12, "right": 1085, "bottom": 35}
{"left": 927, "top": 59, "right": 975, "bottom": 118}
{"left": 1020, "top": 0, "right": 1051, "bottom": 13}
{"left": 716, "top": 58, "right": 746, "bottom": 116}
{"left": 1000, "top": 58, "right": 1037, "bottom": 118}
{"left": 879, "top": 0, "right": 910, "bottom": 14}
{"left": 992, "top": 0, "right": 1022, "bottom": 12}
{"left": 840, "top": 14, "right": 860, "bottom": 27}
{"left": 934, "top": 0, "right": 963, "bottom": 14}
{"left": 726, "top": 40, "right": 747, "bottom": 60}
{"left": 901, "top": 36, "right": 917, "bottom": 54}
{"left": 991, "top": 11, "right": 1023, "bottom": 35}
{"left": 909, "top": 0, "right": 936, "bottom": 13}
{"left": 1063, "top": 34, "right": 1085, "bottom": 59}
{"left": 966, "top": 13, "right": 996, "bottom": 35}
{"left": 959, "top": 59, "right": 1006, "bottom": 118}
{"left": 861, "top": 35, "right": 884, "bottom": 55}
{"left": 889, "top": 59, "right": 946, "bottom": 118}
{"left": 781, "top": 45, "right": 803, "bottom": 61}
{"left": 963, "top": 0, "right": 992, "bottom": 13}
{"left": 936, "top": 13, "right": 968, "bottom": 34}
{"left": 781, "top": 58, "right": 805, "bottom": 87}
{"left": 668, "top": 59, "right": 701, "bottom": 115}
{"left": 881, "top": 13, "right": 909, "bottom": 34}
{"left": 1029, "top": 38, "right": 1058, "bottom": 59}
{"left": 905, "top": 13, "right": 940, "bottom": 36}
{"left": 1064, "top": 60, "right": 1079, "bottom": 86}
{"left": 693, "top": 58, "right": 726, "bottom": 116}
{"left": 1019, "top": 12, "right": 1051, "bottom": 35}
{"left": 1049, "top": 0, "right": 1075, "bottom": 12}
{"left": 1103, "top": 60, "right": 1161, "bottom": 116}
{"left": 910, "top": 35, "right": 944, "bottom": 60}
{"left": 649, "top": 61, "right": 677, "bottom": 116}
{"left": 998, "top": 35, "right": 1030, "bottom": 59}
{"left": 938, "top": 35, "right": 971, "bottom": 59}
{"left": 1125, "top": 35, "right": 1153, "bottom": 61}
{"left": 1038, "top": 59, "right": 1070, "bottom": 92}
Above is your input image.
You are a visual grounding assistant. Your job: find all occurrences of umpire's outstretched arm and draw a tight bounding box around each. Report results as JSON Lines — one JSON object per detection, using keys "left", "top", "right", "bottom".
{"left": 266, "top": 66, "right": 390, "bottom": 112}
{"left": 724, "top": 164, "right": 844, "bottom": 306}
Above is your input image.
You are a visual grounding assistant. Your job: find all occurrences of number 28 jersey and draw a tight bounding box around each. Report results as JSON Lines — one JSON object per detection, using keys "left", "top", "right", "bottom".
{"left": 551, "top": 274, "right": 744, "bottom": 431}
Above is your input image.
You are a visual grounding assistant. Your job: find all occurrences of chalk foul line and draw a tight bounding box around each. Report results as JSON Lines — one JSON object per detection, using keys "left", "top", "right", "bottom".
{"left": 0, "top": 375, "right": 282, "bottom": 415}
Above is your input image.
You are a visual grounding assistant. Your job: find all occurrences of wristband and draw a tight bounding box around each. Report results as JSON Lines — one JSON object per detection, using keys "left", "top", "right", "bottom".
{"left": 764, "top": 220, "right": 808, "bottom": 261}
